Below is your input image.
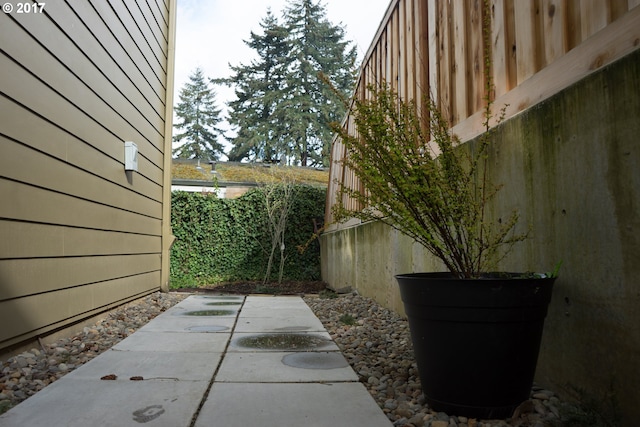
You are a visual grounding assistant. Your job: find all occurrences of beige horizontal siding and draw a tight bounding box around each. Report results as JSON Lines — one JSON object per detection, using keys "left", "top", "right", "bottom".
{"left": 1, "top": 138, "right": 162, "bottom": 218}
{"left": 9, "top": 5, "right": 165, "bottom": 139}
{"left": 0, "top": 221, "right": 161, "bottom": 259}
{"left": 0, "top": 28, "right": 164, "bottom": 169}
{"left": 63, "top": 1, "right": 166, "bottom": 118}
{"left": 0, "top": 254, "right": 161, "bottom": 300}
{"left": 89, "top": 0, "right": 167, "bottom": 100}
{"left": 0, "top": 97, "right": 163, "bottom": 202}
{"left": 0, "top": 55, "right": 164, "bottom": 176}
{"left": 0, "top": 180, "right": 162, "bottom": 235}
{"left": 0, "top": 0, "right": 173, "bottom": 351}
{"left": 0, "top": 272, "right": 161, "bottom": 347}
{"left": 145, "top": 0, "right": 170, "bottom": 43}
{"left": 121, "top": 0, "right": 169, "bottom": 62}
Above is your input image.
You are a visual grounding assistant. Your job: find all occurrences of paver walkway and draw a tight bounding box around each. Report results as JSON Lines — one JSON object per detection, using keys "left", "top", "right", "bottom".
{"left": 0, "top": 295, "right": 392, "bottom": 427}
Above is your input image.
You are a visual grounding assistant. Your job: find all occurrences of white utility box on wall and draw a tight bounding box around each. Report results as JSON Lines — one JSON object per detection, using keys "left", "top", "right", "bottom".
{"left": 124, "top": 141, "right": 138, "bottom": 171}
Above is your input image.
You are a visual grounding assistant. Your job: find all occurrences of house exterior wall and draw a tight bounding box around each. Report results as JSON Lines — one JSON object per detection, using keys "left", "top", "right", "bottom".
{"left": 321, "top": 48, "right": 640, "bottom": 424}
{"left": 0, "top": 0, "right": 176, "bottom": 350}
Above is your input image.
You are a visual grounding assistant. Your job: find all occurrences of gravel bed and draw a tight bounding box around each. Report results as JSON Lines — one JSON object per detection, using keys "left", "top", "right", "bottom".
{"left": 0, "top": 292, "right": 187, "bottom": 415}
{"left": 305, "top": 292, "right": 573, "bottom": 427}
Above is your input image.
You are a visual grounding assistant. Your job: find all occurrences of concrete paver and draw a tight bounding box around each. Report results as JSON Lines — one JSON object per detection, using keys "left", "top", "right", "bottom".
{"left": 197, "top": 382, "right": 392, "bottom": 427}
{"left": 234, "top": 315, "right": 326, "bottom": 332}
{"left": 112, "top": 331, "right": 230, "bottom": 353}
{"left": 62, "top": 350, "right": 221, "bottom": 382}
{"left": 0, "top": 376, "right": 209, "bottom": 427}
{"left": 228, "top": 331, "right": 339, "bottom": 352}
{"left": 137, "top": 315, "right": 236, "bottom": 333}
{"left": 0, "top": 295, "right": 392, "bottom": 427}
{"left": 215, "top": 351, "right": 357, "bottom": 382}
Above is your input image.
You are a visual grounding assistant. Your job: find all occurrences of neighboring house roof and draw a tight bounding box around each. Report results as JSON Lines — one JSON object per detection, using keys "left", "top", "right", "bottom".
{"left": 171, "top": 160, "right": 329, "bottom": 187}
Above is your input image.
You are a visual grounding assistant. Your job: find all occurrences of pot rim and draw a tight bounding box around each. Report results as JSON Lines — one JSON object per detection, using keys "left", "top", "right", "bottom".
{"left": 395, "top": 271, "right": 555, "bottom": 281}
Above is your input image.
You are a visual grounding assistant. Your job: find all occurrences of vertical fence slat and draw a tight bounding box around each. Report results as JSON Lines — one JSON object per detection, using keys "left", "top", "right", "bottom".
{"left": 468, "top": 0, "right": 485, "bottom": 115}
{"left": 452, "top": 0, "right": 469, "bottom": 123}
{"left": 438, "top": 1, "right": 453, "bottom": 120}
{"left": 491, "top": 0, "right": 507, "bottom": 97}
{"left": 416, "top": 0, "right": 429, "bottom": 131}
{"left": 405, "top": 0, "right": 416, "bottom": 102}
{"left": 427, "top": 0, "right": 438, "bottom": 107}
{"left": 565, "top": 0, "right": 583, "bottom": 50}
{"left": 611, "top": 0, "right": 629, "bottom": 20}
{"left": 414, "top": 0, "right": 428, "bottom": 106}
{"left": 543, "top": 0, "right": 568, "bottom": 65}
{"left": 581, "top": 0, "right": 609, "bottom": 39}
{"left": 514, "top": 0, "right": 541, "bottom": 84}
{"left": 392, "top": 4, "right": 401, "bottom": 93}
{"left": 399, "top": 0, "right": 408, "bottom": 101}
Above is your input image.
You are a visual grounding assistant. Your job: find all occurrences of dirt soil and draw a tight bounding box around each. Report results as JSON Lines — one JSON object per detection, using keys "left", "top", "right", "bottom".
{"left": 174, "top": 280, "right": 329, "bottom": 295}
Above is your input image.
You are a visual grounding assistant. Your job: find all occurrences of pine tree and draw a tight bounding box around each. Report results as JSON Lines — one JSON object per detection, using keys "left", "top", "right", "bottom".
{"left": 173, "top": 68, "right": 224, "bottom": 160}
{"left": 282, "top": 0, "right": 358, "bottom": 166}
{"left": 219, "top": 0, "right": 357, "bottom": 166}
{"left": 219, "top": 10, "right": 289, "bottom": 163}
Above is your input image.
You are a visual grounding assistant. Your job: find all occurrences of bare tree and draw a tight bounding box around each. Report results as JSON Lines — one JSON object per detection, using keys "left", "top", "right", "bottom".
{"left": 259, "top": 170, "right": 297, "bottom": 284}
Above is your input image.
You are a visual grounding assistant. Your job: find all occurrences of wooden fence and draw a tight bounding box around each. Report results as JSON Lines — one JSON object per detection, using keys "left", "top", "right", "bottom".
{"left": 326, "top": 0, "right": 640, "bottom": 227}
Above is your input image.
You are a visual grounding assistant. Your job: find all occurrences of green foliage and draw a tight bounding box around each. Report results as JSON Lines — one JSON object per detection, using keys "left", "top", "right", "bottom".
{"left": 169, "top": 185, "right": 325, "bottom": 288}
{"left": 173, "top": 68, "right": 225, "bottom": 160}
{"left": 548, "top": 260, "right": 564, "bottom": 279}
{"left": 318, "top": 289, "right": 338, "bottom": 299}
{"left": 219, "top": 10, "right": 290, "bottom": 163}
{"left": 339, "top": 314, "right": 356, "bottom": 326}
{"left": 216, "top": 0, "right": 358, "bottom": 166}
{"left": 330, "top": 84, "right": 525, "bottom": 278}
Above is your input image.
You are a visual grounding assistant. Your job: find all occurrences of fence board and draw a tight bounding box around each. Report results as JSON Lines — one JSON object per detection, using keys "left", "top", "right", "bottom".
{"left": 543, "top": 0, "right": 568, "bottom": 65}
{"left": 453, "top": 0, "right": 468, "bottom": 123}
{"left": 581, "top": 0, "right": 609, "bottom": 39}
{"left": 427, "top": 0, "right": 439, "bottom": 106}
{"left": 468, "top": 0, "right": 485, "bottom": 113}
{"left": 417, "top": 0, "right": 429, "bottom": 106}
{"left": 438, "top": 1, "right": 452, "bottom": 117}
{"left": 514, "top": 0, "right": 541, "bottom": 84}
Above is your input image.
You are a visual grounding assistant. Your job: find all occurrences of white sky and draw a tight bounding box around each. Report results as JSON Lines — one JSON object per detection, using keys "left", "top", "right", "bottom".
{"left": 173, "top": 0, "right": 391, "bottom": 153}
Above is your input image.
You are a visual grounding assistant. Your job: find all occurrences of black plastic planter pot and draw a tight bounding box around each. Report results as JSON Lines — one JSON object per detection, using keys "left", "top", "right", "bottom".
{"left": 396, "top": 272, "right": 555, "bottom": 419}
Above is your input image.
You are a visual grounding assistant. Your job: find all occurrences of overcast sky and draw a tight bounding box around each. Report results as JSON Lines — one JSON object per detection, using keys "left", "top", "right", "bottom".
{"left": 173, "top": 0, "right": 391, "bottom": 152}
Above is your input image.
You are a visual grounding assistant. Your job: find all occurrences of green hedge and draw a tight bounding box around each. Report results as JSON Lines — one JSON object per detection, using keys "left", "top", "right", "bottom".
{"left": 169, "top": 186, "right": 325, "bottom": 288}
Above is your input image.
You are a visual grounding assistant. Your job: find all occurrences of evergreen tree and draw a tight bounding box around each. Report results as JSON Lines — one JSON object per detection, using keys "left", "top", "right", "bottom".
{"left": 219, "top": 0, "right": 357, "bottom": 166}
{"left": 173, "top": 68, "right": 224, "bottom": 160}
{"left": 219, "top": 10, "right": 289, "bottom": 163}
{"left": 282, "top": 0, "right": 358, "bottom": 166}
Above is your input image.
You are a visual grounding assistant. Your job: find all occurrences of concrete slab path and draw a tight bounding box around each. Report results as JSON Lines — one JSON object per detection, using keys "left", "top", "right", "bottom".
{"left": 0, "top": 295, "right": 392, "bottom": 427}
